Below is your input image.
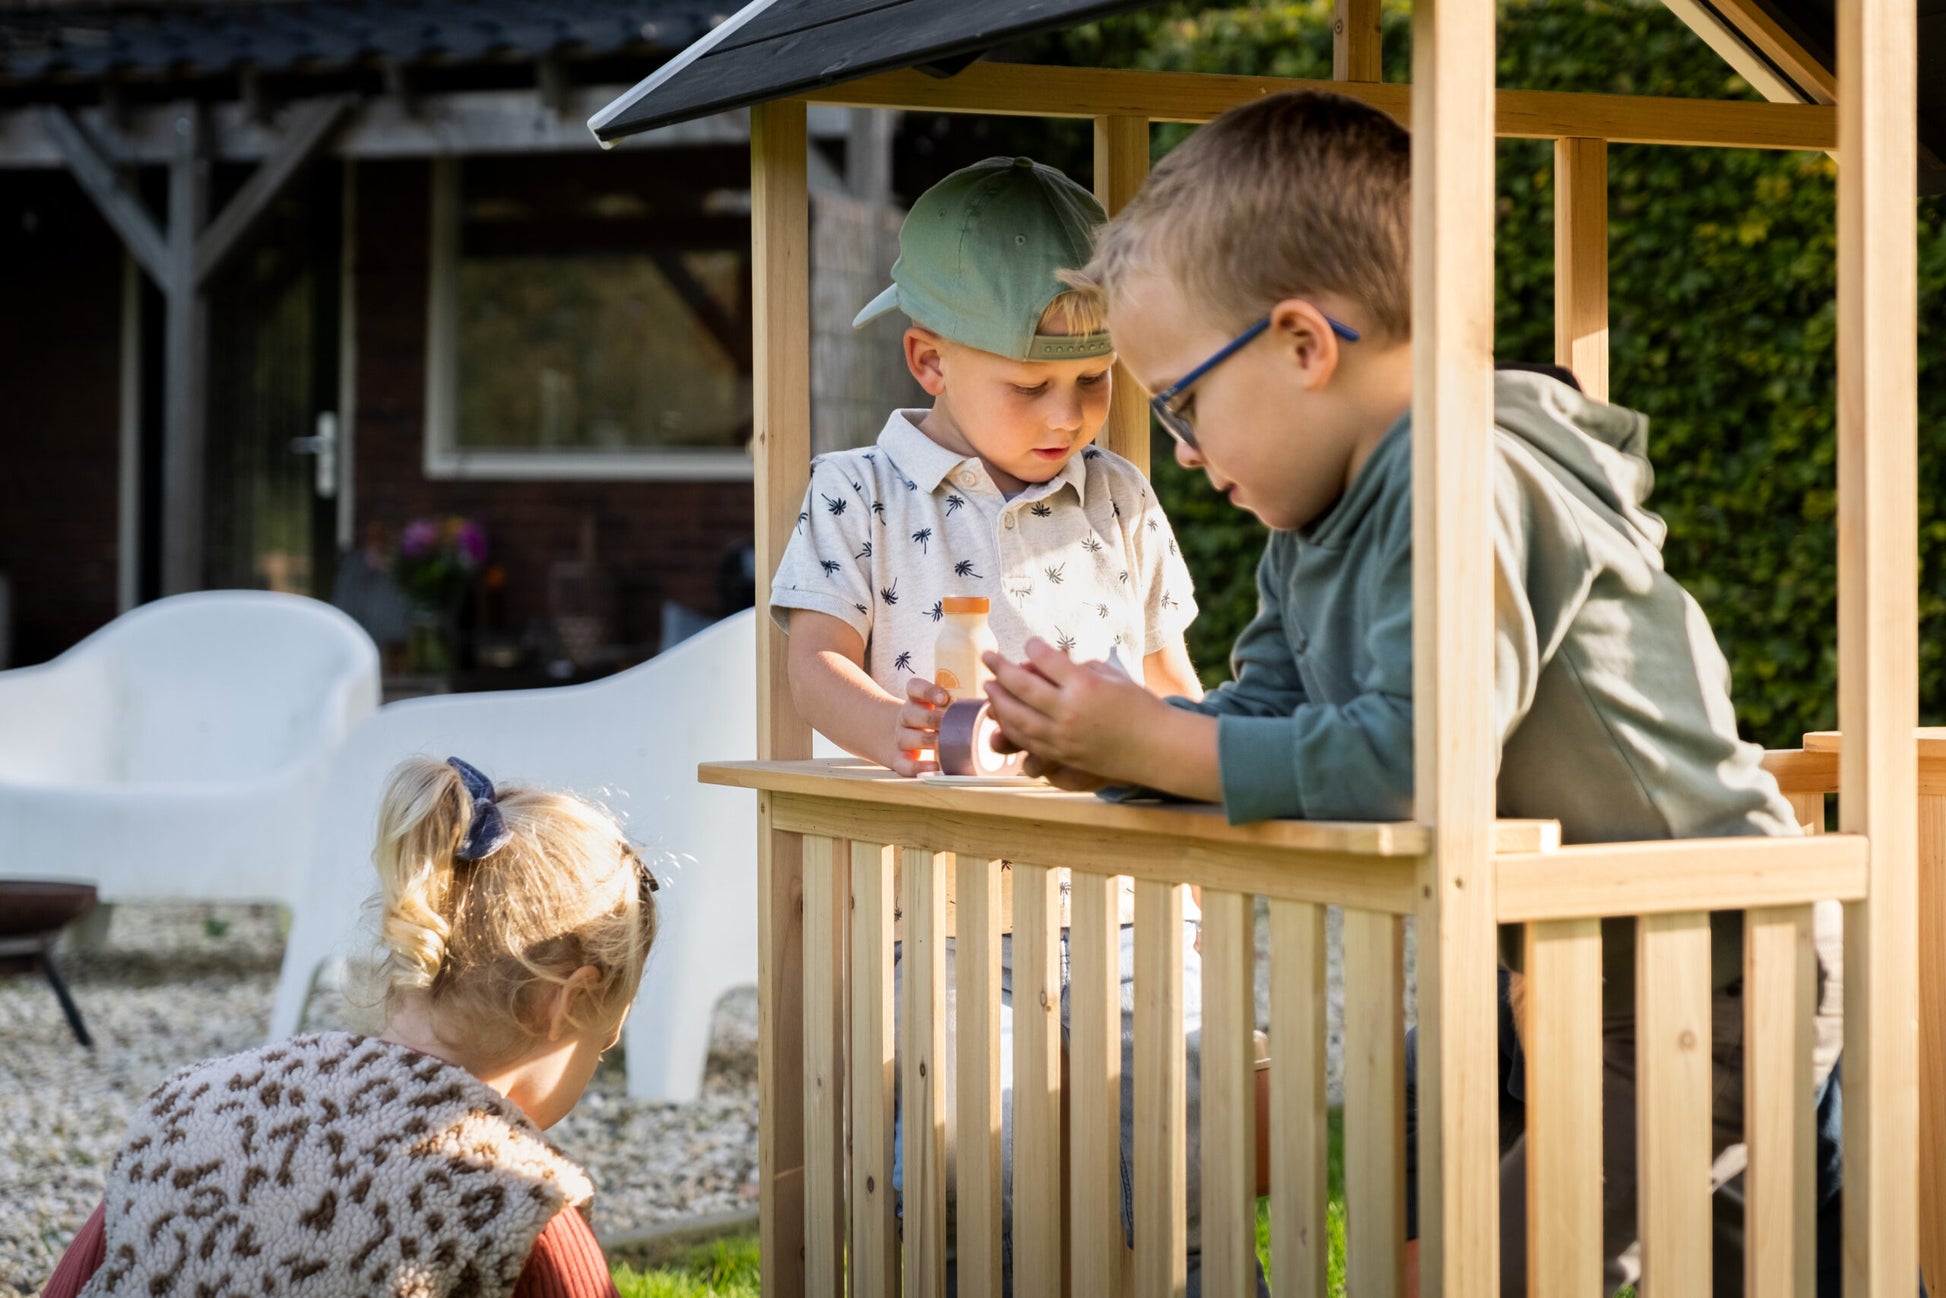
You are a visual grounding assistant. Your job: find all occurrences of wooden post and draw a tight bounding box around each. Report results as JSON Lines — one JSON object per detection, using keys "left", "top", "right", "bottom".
{"left": 1836, "top": 0, "right": 1922, "bottom": 1288}
{"left": 1134, "top": 879, "right": 1187, "bottom": 1298}
{"left": 752, "top": 97, "right": 814, "bottom": 1298}
{"left": 1410, "top": 0, "right": 1501, "bottom": 1292}
{"left": 1334, "top": 0, "right": 1383, "bottom": 82}
{"left": 162, "top": 103, "right": 210, "bottom": 595}
{"left": 1552, "top": 137, "right": 1609, "bottom": 402}
{"left": 1093, "top": 116, "right": 1151, "bottom": 475}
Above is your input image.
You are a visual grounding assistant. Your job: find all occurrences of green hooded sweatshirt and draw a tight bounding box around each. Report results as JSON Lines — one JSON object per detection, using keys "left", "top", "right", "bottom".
{"left": 1174, "top": 369, "right": 1798, "bottom": 1011}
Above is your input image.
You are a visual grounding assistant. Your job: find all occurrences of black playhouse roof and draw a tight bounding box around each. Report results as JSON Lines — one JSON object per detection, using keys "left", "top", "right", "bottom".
{"left": 587, "top": 0, "right": 1944, "bottom": 191}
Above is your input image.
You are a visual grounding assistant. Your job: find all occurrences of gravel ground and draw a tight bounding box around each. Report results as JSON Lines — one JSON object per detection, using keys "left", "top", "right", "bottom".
{"left": 2, "top": 899, "right": 1404, "bottom": 1295}
{"left": 0, "top": 904, "right": 759, "bottom": 1297}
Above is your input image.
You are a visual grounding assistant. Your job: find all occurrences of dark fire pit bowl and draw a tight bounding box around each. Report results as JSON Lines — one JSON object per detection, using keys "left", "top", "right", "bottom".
{"left": 0, "top": 879, "right": 99, "bottom": 1046}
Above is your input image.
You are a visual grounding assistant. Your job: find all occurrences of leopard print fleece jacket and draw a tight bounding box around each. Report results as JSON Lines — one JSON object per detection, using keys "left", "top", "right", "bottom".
{"left": 82, "top": 1032, "right": 596, "bottom": 1297}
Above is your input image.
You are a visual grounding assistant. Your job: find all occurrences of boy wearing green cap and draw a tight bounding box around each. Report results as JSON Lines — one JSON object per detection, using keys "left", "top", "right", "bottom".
{"left": 769, "top": 157, "right": 1253, "bottom": 1293}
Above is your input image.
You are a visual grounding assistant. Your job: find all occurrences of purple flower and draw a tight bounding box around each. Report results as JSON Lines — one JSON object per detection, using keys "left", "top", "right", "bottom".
{"left": 400, "top": 519, "right": 440, "bottom": 559}
{"left": 455, "top": 520, "right": 489, "bottom": 567}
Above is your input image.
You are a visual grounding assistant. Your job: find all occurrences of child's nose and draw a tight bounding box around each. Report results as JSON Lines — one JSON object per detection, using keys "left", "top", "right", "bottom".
{"left": 1174, "top": 439, "right": 1204, "bottom": 469}
{"left": 1048, "top": 387, "right": 1085, "bottom": 433}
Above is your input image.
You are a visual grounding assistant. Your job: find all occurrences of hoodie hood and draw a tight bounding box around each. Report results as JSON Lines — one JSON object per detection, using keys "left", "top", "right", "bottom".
{"left": 1490, "top": 369, "right": 1666, "bottom": 551}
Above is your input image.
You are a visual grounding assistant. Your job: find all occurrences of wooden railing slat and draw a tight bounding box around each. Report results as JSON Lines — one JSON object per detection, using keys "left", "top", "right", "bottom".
{"left": 1342, "top": 909, "right": 1405, "bottom": 1298}
{"left": 850, "top": 840, "right": 901, "bottom": 1298}
{"left": 901, "top": 847, "right": 949, "bottom": 1297}
{"left": 1269, "top": 901, "right": 1328, "bottom": 1298}
{"left": 1744, "top": 905, "right": 1816, "bottom": 1298}
{"left": 1070, "top": 872, "right": 1129, "bottom": 1298}
{"left": 1014, "top": 863, "right": 1064, "bottom": 1297}
{"left": 1200, "top": 890, "right": 1258, "bottom": 1298}
{"left": 1637, "top": 911, "right": 1713, "bottom": 1297}
{"left": 1524, "top": 918, "right": 1604, "bottom": 1295}
{"left": 955, "top": 853, "right": 1003, "bottom": 1298}
{"left": 1134, "top": 880, "right": 1187, "bottom": 1298}
{"left": 802, "top": 834, "right": 847, "bottom": 1294}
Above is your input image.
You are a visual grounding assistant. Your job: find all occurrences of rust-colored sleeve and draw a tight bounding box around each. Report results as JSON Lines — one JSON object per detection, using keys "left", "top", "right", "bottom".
{"left": 41, "top": 1201, "right": 107, "bottom": 1298}
{"left": 512, "top": 1208, "right": 621, "bottom": 1298}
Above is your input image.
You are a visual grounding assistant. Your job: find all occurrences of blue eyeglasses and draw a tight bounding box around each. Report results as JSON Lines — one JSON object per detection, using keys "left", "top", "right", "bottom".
{"left": 1149, "top": 310, "right": 1361, "bottom": 452}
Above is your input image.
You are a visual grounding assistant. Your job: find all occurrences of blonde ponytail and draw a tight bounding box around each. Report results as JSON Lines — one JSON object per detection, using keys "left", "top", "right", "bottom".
{"left": 365, "top": 757, "right": 658, "bottom": 1062}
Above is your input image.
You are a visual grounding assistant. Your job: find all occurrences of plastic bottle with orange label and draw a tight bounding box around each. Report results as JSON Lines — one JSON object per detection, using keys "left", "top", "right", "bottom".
{"left": 933, "top": 596, "right": 997, "bottom": 703}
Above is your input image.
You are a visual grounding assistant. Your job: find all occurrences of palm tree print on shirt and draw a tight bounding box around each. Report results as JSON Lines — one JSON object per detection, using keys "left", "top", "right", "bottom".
{"left": 1055, "top": 628, "right": 1077, "bottom": 652}
{"left": 954, "top": 560, "right": 980, "bottom": 579}
{"left": 1082, "top": 535, "right": 1103, "bottom": 554}
{"left": 880, "top": 579, "right": 899, "bottom": 606}
{"left": 856, "top": 540, "right": 873, "bottom": 560}
{"left": 1044, "top": 563, "right": 1066, "bottom": 584}
{"left": 945, "top": 494, "right": 966, "bottom": 514}
{"left": 928, "top": 599, "right": 944, "bottom": 623}
{"left": 1030, "top": 502, "right": 1054, "bottom": 518}
{"left": 820, "top": 559, "right": 842, "bottom": 576}
{"left": 894, "top": 651, "right": 913, "bottom": 672}
{"left": 912, "top": 528, "right": 933, "bottom": 553}
{"left": 822, "top": 493, "right": 848, "bottom": 516}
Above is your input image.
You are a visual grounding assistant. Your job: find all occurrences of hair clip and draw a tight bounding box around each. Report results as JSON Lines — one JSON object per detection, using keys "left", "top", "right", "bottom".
{"left": 447, "top": 756, "right": 514, "bottom": 861}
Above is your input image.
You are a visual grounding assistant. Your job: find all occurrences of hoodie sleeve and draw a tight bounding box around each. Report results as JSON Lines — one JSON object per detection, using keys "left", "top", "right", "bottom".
{"left": 1205, "top": 523, "right": 1416, "bottom": 824}
{"left": 1177, "top": 541, "right": 1309, "bottom": 720}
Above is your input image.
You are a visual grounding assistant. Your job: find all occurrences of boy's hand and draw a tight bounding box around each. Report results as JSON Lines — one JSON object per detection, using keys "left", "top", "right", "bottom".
{"left": 890, "top": 675, "right": 950, "bottom": 777}
{"left": 982, "top": 638, "right": 1161, "bottom": 790}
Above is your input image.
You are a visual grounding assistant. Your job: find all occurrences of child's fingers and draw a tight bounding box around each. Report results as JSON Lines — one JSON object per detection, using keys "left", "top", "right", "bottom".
{"left": 983, "top": 651, "right": 1065, "bottom": 715}
{"left": 903, "top": 676, "right": 949, "bottom": 708}
{"left": 890, "top": 749, "right": 939, "bottom": 778}
{"left": 1018, "top": 637, "right": 1079, "bottom": 683}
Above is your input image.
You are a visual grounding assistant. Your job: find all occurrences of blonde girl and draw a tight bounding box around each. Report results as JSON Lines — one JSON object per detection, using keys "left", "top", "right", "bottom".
{"left": 43, "top": 756, "right": 658, "bottom": 1298}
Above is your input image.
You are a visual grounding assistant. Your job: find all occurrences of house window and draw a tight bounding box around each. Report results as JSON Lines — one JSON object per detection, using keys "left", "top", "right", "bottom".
{"left": 425, "top": 154, "right": 754, "bottom": 480}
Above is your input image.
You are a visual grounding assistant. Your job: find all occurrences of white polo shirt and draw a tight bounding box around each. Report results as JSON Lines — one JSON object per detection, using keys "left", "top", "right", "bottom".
{"left": 771, "top": 409, "right": 1197, "bottom": 692}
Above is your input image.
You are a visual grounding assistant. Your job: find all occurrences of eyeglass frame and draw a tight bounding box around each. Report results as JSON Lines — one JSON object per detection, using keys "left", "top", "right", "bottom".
{"left": 1149, "top": 309, "right": 1361, "bottom": 452}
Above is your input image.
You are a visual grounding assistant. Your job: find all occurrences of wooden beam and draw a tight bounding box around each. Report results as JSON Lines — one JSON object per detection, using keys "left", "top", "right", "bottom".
{"left": 1334, "top": 0, "right": 1383, "bottom": 82}
{"left": 35, "top": 106, "right": 170, "bottom": 288}
{"left": 801, "top": 64, "right": 1836, "bottom": 151}
{"left": 1658, "top": 0, "right": 1821, "bottom": 104}
{"left": 1343, "top": 909, "right": 1406, "bottom": 1298}
{"left": 1132, "top": 879, "right": 1186, "bottom": 1298}
{"left": 1496, "top": 835, "right": 1869, "bottom": 921}
{"left": 192, "top": 95, "right": 352, "bottom": 289}
{"left": 1523, "top": 919, "right": 1604, "bottom": 1296}
{"left": 751, "top": 97, "right": 812, "bottom": 1298}
{"left": 1705, "top": 0, "right": 1837, "bottom": 104}
{"left": 1553, "top": 138, "right": 1609, "bottom": 401}
{"left": 901, "top": 847, "right": 949, "bottom": 1297}
{"left": 849, "top": 840, "right": 901, "bottom": 1298}
{"left": 1836, "top": 0, "right": 1922, "bottom": 1286}
{"left": 1637, "top": 913, "right": 1715, "bottom": 1294}
{"left": 801, "top": 834, "right": 847, "bottom": 1296}
{"left": 1743, "top": 905, "right": 1818, "bottom": 1298}
{"left": 1410, "top": 0, "right": 1502, "bottom": 1295}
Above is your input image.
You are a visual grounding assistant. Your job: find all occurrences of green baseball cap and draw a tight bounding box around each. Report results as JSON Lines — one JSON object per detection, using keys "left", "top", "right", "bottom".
{"left": 853, "top": 156, "right": 1113, "bottom": 362}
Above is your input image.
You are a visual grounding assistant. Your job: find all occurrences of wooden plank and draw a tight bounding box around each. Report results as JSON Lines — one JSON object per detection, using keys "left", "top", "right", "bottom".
{"left": 802, "top": 834, "right": 847, "bottom": 1295}
{"left": 1342, "top": 909, "right": 1405, "bottom": 1298}
{"left": 765, "top": 791, "right": 1423, "bottom": 914}
{"left": 1070, "top": 872, "right": 1128, "bottom": 1298}
{"left": 1523, "top": 919, "right": 1605, "bottom": 1296}
{"left": 901, "top": 847, "right": 949, "bottom": 1298}
{"left": 955, "top": 852, "right": 1003, "bottom": 1298}
{"left": 1802, "top": 730, "right": 1946, "bottom": 795}
{"left": 1765, "top": 747, "right": 1841, "bottom": 795}
{"left": 1744, "top": 906, "right": 1816, "bottom": 1298}
{"left": 801, "top": 63, "right": 1836, "bottom": 150}
{"left": 1134, "top": 880, "right": 1187, "bottom": 1298}
{"left": 1658, "top": 0, "right": 1817, "bottom": 105}
{"left": 1785, "top": 791, "right": 1827, "bottom": 836}
{"left": 1709, "top": 0, "right": 1838, "bottom": 103}
{"left": 1552, "top": 137, "right": 1609, "bottom": 402}
{"left": 1637, "top": 912, "right": 1713, "bottom": 1297}
{"left": 1494, "top": 834, "right": 1869, "bottom": 921}
{"left": 34, "top": 106, "right": 170, "bottom": 287}
{"left": 1837, "top": 0, "right": 1923, "bottom": 1286}
{"left": 1093, "top": 115, "right": 1150, "bottom": 475}
{"left": 1014, "top": 863, "right": 1064, "bottom": 1297}
{"left": 1334, "top": 0, "right": 1383, "bottom": 81}
{"left": 1409, "top": 0, "right": 1504, "bottom": 1293}
{"left": 851, "top": 840, "right": 901, "bottom": 1298}
{"left": 191, "top": 95, "right": 352, "bottom": 288}
{"left": 1268, "top": 902, "right": 1329, "bottom": 1298}
{"left": 751, "top": 97, "right": 813, "bottom": 1298}
{"left": 1199, "top": 890, "right": 1258, "bottom": 1298}
{"left": 1923, "top": 797, "right": 1946, "bottom": 1297}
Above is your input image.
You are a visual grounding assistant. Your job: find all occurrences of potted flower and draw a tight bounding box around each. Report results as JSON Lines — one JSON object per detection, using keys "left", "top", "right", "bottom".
{"left": 393, "top": 515, "right": 489, "bottom": 673}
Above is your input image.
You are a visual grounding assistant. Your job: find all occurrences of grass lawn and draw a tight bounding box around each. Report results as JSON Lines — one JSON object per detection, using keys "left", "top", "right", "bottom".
{"left": 612, "top": 1113, "right": 1352, "bottom": 1297}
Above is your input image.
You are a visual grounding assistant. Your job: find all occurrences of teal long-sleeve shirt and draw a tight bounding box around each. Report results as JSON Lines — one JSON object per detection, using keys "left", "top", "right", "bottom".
{"left": 1169, "top": 372, "right": 1798, "bottom": 1007}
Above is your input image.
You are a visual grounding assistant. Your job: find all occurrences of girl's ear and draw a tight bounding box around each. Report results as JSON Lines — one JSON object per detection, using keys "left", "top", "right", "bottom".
{"left": 904, "top": 326, "right": 950, "bottom": 397}
{"left": 542, "top": 965, "right": 603, "bottom": 1043}
{"left": 1267, "top": 297, "right": 1345, "bottom": 390}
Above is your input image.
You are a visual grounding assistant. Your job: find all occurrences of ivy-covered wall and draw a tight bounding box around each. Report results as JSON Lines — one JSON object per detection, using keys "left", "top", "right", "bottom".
{"left": 1017, "top": 0, "right": 1946, "bottom": 749}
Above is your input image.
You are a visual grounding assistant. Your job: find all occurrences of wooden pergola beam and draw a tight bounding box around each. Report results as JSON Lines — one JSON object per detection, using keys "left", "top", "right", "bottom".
{"left": 193, "top": 94, "right": 352, "bottom": 288}
{"left": 35, "top": 106, "right": 170, "bottom": 288}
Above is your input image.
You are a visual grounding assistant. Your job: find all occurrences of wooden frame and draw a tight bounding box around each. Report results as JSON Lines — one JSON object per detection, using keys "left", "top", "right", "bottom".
{"left": 721, "top": 0, "right": 1926, "bottom": 1290}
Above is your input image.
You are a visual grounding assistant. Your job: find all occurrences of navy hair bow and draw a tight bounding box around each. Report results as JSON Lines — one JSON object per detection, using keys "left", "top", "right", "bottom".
{"left": 447, "top": 757, "right": 513, "bottom": 861}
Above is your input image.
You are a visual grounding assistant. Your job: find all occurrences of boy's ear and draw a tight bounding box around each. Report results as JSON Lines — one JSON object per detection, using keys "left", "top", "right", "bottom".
{"left": 1268, "top": 298, "right": 1345, "bottom": 389}
{"left": 903, "top": 326, "right": 950, "bottom": 397}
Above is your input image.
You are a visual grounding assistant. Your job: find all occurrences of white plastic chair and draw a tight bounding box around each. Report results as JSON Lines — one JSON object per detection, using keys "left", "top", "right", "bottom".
{"left": 0, "top": 591, "right": 380, "bottom": 911}
{"left": 271, "top": 608, "right": 765, "bottom": 1104}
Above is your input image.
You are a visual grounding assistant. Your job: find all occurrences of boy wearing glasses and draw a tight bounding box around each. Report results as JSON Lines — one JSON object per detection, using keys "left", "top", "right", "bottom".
{"left": 771, "top": 157, "right": 1253, "bottom": 1293}
{"left": 984, "top": 91, "right": 1824, "bottom": 1295}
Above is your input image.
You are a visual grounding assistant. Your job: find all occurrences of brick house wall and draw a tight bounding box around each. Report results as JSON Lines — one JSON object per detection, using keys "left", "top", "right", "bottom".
{"left": 0, "top": 169, "right": 124, "bottom": 667}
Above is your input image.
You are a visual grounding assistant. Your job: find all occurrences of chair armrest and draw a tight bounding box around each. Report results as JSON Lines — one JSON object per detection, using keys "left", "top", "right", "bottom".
{"left": 0, "top": 658, "right": 119, "bottom": 784}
